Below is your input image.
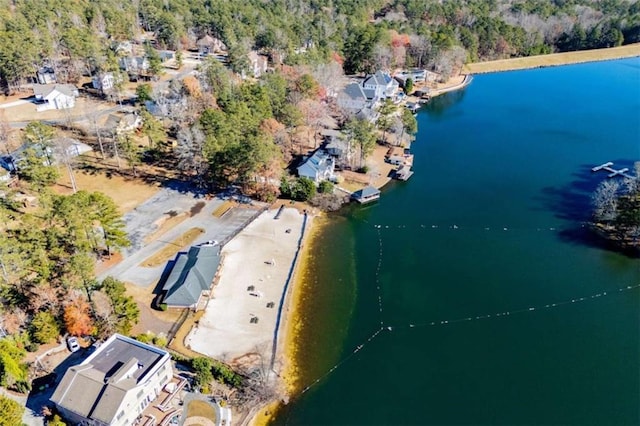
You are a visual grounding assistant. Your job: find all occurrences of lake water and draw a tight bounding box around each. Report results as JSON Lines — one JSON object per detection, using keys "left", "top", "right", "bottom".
{"left": 274, "top": 58, "right": 640, "bottom": 425}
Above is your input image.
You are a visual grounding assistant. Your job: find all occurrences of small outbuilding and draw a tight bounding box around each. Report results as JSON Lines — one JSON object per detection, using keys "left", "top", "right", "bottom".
{"left": 351, "top": 186, "right": 381, "bottom": 204}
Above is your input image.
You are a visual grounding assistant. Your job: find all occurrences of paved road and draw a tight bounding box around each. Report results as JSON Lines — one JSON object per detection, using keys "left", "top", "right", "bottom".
{"left": 98, "top": 188, "right": 265, "bottom": 287}
{"left": 8, "top": 104, "right": 133, "bottom": 129}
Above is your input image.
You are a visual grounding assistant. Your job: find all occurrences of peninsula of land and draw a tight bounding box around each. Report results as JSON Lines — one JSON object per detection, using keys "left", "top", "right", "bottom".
{"left": 463, "top": 42, "right": 640, "bottom": 74}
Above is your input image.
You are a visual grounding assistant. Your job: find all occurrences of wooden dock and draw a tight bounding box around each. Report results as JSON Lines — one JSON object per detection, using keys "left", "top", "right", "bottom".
{"left": 591, "top": 162, "right": 634, "bottom": 179}
{"left": 394, "top": 165, "right": 414, "bottom": 181}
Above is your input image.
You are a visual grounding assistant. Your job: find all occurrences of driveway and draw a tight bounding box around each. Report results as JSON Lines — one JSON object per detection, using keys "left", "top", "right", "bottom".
{"left": 0, "top": 99, "right": 31, "bottom": 109}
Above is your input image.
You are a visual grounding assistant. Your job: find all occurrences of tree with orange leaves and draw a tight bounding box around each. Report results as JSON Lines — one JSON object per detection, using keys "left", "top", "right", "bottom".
{"left": 63, "top": 297, "right": 94, "bottom": 337}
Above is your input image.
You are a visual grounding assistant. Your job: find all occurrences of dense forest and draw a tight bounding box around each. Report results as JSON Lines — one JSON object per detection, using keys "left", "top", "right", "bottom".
{"left": 1, "top": 0, "right": 639, "bottom": 89}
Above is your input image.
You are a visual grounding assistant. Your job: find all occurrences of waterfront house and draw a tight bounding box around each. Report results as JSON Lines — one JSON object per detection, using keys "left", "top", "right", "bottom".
{"left": 352, "top": 185, "right": 380, "bottom": 204}
{"left": 50, "top": 334, "right": 173, "bottom": 426}
{"left": 337, "top": 83, "right": 369, "bottom": 113}
{"left": 33, "top": 84, "right": 78, "bottom": 111}
{"left": 395, "top": 69, "right": 439, "bottom": 86}
{"left": 161, "top": 243, "right": 222, "bottom": 311}
{"left": 297, "top": 149, "right": 336, "bottom": 183}
{"left": 363, "top": 71, "right": 399, "bottom": 100}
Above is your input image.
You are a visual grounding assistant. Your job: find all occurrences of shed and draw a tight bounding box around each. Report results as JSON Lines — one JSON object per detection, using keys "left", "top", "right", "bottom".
{"left": 351, "top": 186, "right": 380, "bottom": 204}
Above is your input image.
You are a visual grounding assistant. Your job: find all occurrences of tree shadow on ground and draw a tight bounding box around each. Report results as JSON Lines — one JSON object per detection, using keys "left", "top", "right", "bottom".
{"left": 537, "top": 160, "right": 638, "bottom": 258}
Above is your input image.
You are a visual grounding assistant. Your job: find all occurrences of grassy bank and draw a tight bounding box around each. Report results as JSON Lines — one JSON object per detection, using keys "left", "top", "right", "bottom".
{"left": 463, "top": 43, "right": 640, "bottom": 74}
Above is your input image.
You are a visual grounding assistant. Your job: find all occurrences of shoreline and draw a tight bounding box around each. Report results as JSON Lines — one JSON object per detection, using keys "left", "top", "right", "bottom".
{"left": 462, "top": 43, "right": 640, "bottom": 74}
{"left": 247, "top": 51, "right": 639, "bottom": 425}
{"left": 249, "top": 214, "right": 326, "bottom": 426}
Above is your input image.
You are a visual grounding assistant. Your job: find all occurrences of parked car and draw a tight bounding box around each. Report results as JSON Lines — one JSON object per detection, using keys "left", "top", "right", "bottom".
{"left": 67, "top": 336, "right": 80, "bottom": 352}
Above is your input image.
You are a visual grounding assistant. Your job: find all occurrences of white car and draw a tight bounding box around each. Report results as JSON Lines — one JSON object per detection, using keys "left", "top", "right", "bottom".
{"left": 67, "top": 337, "right": 80, "bottom": 352}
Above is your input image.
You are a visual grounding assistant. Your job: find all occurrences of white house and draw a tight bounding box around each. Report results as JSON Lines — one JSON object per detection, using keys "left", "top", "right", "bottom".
{"left": 395, "top": 69, "right": 439, "bottom": 86}
{"left": 247, "top": 51, "right": 268, "bottom": 78}
{"left": 297, "top": 149, "right": 335, "bottom": 183}
{"left": 92, "top": 72, "right": 116, "bottom": 93}
{"left": 32, "top": 84, "right": 78, "bottom": 111}
{"left": 363, "top": 71, "right": 399, "bottom": 100}
{"left": 51, "top": 334, "right": 173, "bottom": 426}
{"left": 36, "top": 67, "right": 56, "bottom": 84}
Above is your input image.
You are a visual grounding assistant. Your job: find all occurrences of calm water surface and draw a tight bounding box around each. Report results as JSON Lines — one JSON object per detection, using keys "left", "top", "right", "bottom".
{"left": 275, "top": 58, "right": 640, "bottom": 425}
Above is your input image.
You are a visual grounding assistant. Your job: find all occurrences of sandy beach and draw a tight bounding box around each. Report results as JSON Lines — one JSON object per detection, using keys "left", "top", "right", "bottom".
{"left": 186, "top": 208, "right": 310, "bottom": 368}
{"left": 463, "top": 43, "right": 640, "bottom": 74}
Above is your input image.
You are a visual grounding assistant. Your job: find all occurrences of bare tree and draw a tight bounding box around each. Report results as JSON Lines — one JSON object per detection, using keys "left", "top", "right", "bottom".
{"left": 27, "top": 283, "right": 60, "bottom": 313}
{"left": 434, "top": 46, "right": 467, "bottom": 81}
{"left": 372, "top": 43, "right": 393, "bottom": 71}
{"left": 88, "top": 111, "right": 106, "bottom": 159}
{"left": 408, "top": 35, "right": 432, "bottom": 69}
{"left": 311, "top": 61, "right": 344, "bottom": 99}
{"left": 55, "top": 137, "right": 79, "bottom": 193}
{"left": 593, "top": 180, "right": 620, "bottom": 222}
{"left": 176, "top": 125, "right": 208, "bottom": 186}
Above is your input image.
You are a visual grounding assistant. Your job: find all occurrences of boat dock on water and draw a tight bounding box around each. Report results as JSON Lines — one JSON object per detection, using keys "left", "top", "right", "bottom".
{"left": 351, "top": 186, "right": 381, "bottom": 204}
{"left": 394, "top": 165, "right": 414, "bottom": 181}
{"left": 591, "top": 162, "right": 634, "bottom": 179}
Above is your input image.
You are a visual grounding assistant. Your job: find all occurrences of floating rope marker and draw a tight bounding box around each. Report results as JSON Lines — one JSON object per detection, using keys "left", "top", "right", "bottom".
{"left": 296, "top": 223, "right": 640, "bottom": 396}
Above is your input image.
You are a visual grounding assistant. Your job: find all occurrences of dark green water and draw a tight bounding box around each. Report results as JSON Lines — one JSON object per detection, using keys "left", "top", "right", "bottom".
{"left": 276, "top": 58, "right": 640, "bottom": 425}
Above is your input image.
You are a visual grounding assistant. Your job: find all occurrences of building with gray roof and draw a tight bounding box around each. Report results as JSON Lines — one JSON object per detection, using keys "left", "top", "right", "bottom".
{"left": 337, "top": 82, "right": 369, "bottom": 112}
{"left": 162, "top": 243, "right": 222, "bottom": 310}
{"left": 297, "top": 149, "right": 336, "bottom": 184}
{"left": 51, "top": 334, "right": 173, "bottom": 426}
{"left": 363, "top": 71, "right": 399, "bottom": 99}
{"left": 32, "top": 84, "right": 78, "bottom": 111}
{"left": 351, "top": 185, "right": 380, "bottom": 204}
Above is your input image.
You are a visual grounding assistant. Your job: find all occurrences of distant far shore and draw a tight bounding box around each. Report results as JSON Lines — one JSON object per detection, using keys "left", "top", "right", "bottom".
{"left": 462, "top": 43, "right": 640, "bottom": 74}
